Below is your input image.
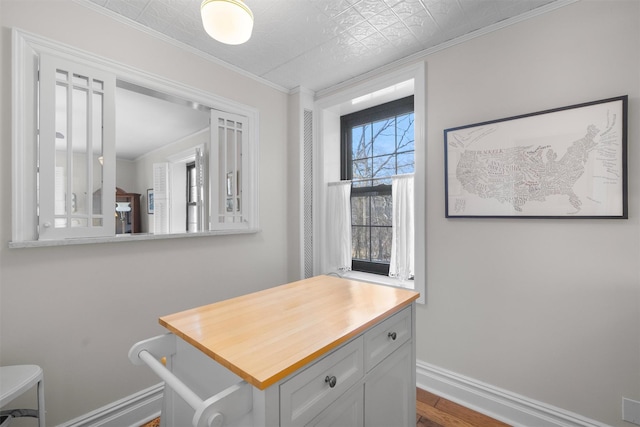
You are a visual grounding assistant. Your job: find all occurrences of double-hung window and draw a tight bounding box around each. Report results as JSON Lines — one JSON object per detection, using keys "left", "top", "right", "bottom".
{"left": 340, "top": 96, "right": 414, "bottom": 275}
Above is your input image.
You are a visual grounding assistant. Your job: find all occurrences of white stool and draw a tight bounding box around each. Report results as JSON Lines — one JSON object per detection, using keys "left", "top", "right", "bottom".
{"left": 0, "top": 365, "right": 45, "bottom": 426}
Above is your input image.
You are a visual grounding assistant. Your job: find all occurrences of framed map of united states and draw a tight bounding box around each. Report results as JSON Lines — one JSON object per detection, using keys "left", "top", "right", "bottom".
{"left": 444, "top": 96, "right": 627, "bottom": 218}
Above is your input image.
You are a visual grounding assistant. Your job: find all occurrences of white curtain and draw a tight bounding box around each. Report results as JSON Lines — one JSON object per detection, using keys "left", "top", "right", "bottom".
{"left": 389, "top": 174, "right": 414, "bottom": 281}
{"left": 326, "top": 181, "right": 352, "bottom": 272}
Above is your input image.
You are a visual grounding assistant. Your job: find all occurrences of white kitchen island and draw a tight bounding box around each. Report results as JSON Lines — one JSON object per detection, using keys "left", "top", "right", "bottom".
{"left": 130, "top": 275, "right": 419, "bottom": 427}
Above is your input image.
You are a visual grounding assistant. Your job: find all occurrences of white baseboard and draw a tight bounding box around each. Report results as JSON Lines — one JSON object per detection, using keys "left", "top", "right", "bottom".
{"left": 57, "top": 383, "right": 163, "bottom": 427}
{"left": 58, "top": 361, "right": 610, "bottom": 427}
{"left": 416, "top": 360, "right": 609, "bottom": 427}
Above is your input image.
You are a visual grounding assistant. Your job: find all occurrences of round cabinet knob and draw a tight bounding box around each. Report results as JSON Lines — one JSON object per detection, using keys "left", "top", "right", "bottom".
{"left": 388, "top": 331, "right": 397, "bottom": 340}
{"left": 325, "top": 375, "right": 337, "bottom": 388}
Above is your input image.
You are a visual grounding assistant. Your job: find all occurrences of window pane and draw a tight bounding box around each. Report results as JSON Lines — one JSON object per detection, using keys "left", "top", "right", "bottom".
{"left": 72, "top": 87, "right": 88, "bottom": 219}
{"left": 396, "top": 113, "right": 414, "bottom": 152}
{"left": 352, "top": 158, "right": 371, "bottom": 183}
{"left": 351, "top": 125, "right": 364, "bottom": 159}
{"left": 352, "top": 226, "right": 370, "bottom": 261}
{"left": 352, "top": 123, "right": 372, "bottom": 159}
{"left": 397, "top": 151, "right": 414, "bottom": 175}
{"left": 72, "top": 74, "right": 89, "bottom": 87}
{"left": 54, "top": 165, "right": 66, "bottom": 218}
{"left": 351, "top": 195, "right": 369, "bottom": 226}
{"left": 72, "top": 218, "right": 88, "bottom": 228}
{"left": 55, "top": 83, "right": 68, "bottom": 222}
{"left": 371, "top": 226, "right": 392, "bottom": 262}
{"left": 372, "top": 118, "right": 395, "bottom": 157}
{"left": 236, "top": 130, "right": 242, "bottom": 197}
{"left": 188, "top": 166, "right": 197, "bottom": 203}
{"left": 92, "top": 92, "right": 103, "bottom": 216}
{"left": 226, "top": 125, "right": 236, "bottom": 213}
{"left": 217, "top": 125, "right": 225, "bottom": 219}
{"left": 56, "top": 70, "right": 68, "bottom": 81}
{"left": 188, "top": 205, "right": 198, "bottom": 232}
{"left": 371, "top": 195, "right": 392, "bottom": 226}
{"left": 372, "top": 154, "right": 394, "bottom": 180}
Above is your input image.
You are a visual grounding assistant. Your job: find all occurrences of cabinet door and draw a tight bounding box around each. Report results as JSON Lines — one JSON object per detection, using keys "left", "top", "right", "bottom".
{"left": 306, "top": 385, "right": 363, "bottom": 427}
{"left": 364, "top": 341, "right": 414, "bottom": 427}
{"left": 280, "top": 338, "right": 363, "bottom": 427}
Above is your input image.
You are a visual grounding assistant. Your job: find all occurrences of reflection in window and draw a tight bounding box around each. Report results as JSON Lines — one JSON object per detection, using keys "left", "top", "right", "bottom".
{"left": 11, "top": 30, "right": 260, "bottom": 246}
{"left": 187, "top": 162, "right": 198, "bottom": 232}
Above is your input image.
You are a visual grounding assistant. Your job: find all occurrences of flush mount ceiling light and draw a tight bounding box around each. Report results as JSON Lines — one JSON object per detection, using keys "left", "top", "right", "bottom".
{"left": 201, "top": 0, "right": 254, "bottom": 45}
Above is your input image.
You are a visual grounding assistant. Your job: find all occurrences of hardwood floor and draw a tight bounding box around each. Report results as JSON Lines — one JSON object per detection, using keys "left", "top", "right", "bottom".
{"left": 141, "top": 388, "right": 510, "bottom": 427}
{"left": 416, "top": 388, "right": 511, "bottom": 427}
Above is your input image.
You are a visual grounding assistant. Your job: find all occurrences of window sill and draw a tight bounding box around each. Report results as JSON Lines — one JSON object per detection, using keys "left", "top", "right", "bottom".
{"left": 9, "top": 228, "right": 261, "bottom": 249}
{"left": 337, "top": 270, "right": 415, "bottom": 291}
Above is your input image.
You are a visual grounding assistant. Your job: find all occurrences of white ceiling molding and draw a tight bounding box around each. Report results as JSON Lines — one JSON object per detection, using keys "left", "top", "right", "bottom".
{"left": 74, "top": 0, "right": 577, "bottom": 96}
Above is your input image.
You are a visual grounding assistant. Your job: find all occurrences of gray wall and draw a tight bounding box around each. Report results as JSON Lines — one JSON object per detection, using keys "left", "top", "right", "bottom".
{"left": 1, "top": 1, "right": 639, "bottom": 427}
{"left": 0, "top": 1, "right": 289, "bottom": 425}
{"left": 416, "top": 1, "right": 640, "bottom": 426}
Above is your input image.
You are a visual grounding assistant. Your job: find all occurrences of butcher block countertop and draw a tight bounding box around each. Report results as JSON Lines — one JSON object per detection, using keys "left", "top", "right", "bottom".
{"left": 159, "top": 275, "right": 420, "bottom": 390}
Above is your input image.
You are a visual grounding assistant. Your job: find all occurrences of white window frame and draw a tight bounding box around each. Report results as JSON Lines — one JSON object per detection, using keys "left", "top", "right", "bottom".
{"left": 209, "top": 110, "right": 251, "bottom": 231}
{"left": 165, "top": 143, "right": 206, "bottom": 234}
{"left": 37, "top": 53, "right": 116, "bottom": 240}
{"left": 11, "top": 28, "right": 259, "bottom": 248}
{"left": 314, "top": 62, "right": 426, "bottom": 304}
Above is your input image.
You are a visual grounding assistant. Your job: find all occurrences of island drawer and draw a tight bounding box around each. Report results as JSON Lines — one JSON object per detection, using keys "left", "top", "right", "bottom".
{"left": 364, "top": 305, "right": 412, "bottom": 372}
{"left": 280, "top": 336, "right": 364, "bottom": 427}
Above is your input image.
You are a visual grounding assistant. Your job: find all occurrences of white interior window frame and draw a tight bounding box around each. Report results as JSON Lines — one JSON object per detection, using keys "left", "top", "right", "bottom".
{"left": 11, "top": 28, "right": 260, "bottom": 248}
{"left": 37, "top": 52, "right": 117, "bottom": 240}
{"left": 209, "top": 110, "right": 250, "bottom": 231}
{"left": 313, "top": 62, "right": 426, "bottom": 304}
{"left": 166, "top": 143, "right": 206, "bottom": 234}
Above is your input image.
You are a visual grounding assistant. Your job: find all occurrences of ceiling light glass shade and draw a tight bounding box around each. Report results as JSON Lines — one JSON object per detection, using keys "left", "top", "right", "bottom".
{"left": 201, "top": 0, "right": 254, "bottom": 45}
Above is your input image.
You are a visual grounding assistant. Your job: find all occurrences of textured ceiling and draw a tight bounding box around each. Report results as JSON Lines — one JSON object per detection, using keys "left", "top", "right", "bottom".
{"left": 84, "top": 0, "right": 561, "bottom": 93}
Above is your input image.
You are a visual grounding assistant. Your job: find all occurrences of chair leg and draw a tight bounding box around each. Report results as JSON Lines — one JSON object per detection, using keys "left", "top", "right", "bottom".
{"left": 37, "top": 377, "right": 45, "bottom": 427}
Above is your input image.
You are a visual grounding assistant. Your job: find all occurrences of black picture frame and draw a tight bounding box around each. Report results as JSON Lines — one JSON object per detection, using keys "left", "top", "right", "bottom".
{"left": 147, "top": 189, "right": 154, "bottom": 214}
{"left": 444, "top": 96, "right": 628, "bottom": 219}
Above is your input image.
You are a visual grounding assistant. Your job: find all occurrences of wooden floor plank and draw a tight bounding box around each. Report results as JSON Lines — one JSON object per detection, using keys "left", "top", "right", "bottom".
{"left": 435, "top": 398, "right": 510, "bottom": 427}
{"left": 417, "top": 414, "right": 446, "bottom": 427}
{"left": 417, "top": 387, "right": 441, "bottom": 407}
{"left": 417, "top": 401, "right": 478, "bottom": 427}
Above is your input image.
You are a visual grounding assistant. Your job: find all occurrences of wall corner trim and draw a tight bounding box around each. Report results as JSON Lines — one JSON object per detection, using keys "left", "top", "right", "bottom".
{"left": 416, "top": 360, "right": 609, "bottom": 427}
{"left": 56, "top": 383, "right": 162, "bottom": 427}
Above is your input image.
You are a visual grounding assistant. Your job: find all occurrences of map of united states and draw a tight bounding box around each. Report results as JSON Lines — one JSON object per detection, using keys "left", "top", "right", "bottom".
{"left": 455, "top": 125, "right": 599, "bottom": 213}
{"left": 446, "top": 99, "right": 625, "bottom": 217}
